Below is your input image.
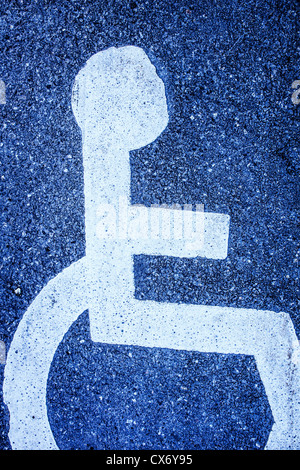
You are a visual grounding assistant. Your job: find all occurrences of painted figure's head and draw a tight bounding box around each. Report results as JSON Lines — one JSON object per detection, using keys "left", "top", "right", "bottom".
{"left": 72, "top": 46, "right": 169, "bottom": 150}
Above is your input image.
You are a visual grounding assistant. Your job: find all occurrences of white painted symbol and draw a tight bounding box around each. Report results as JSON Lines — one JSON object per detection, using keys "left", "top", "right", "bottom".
{"left": 3, "top": 46, "right": 300, "bottom": 450}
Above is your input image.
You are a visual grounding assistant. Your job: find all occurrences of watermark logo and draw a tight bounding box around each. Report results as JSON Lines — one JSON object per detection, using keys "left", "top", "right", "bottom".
{"left": 0, "top": 340, "right": 6, "bottom": 365}
{"left": 291, "top": 80, "right": 300, "bottom": 105}
{"left": 0, "top": 80, "right": 6, "bottom": 105}
{"left": 96, "top": 196, "right": 205, "bottom": 251}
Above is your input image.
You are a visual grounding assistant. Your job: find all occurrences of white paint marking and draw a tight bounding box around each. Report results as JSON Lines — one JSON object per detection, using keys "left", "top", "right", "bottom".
{"left": 95, "top": 197, "right": 230, "bottom": 258}
{"left": 3, "top": 46, "right": 300, "bottom": 450}
{"left": 4, "top": 259, "right": 89, "bottom": 449}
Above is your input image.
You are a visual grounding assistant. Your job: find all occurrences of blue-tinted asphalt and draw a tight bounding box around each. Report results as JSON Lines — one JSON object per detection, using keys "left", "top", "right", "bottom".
{"left": 0, "top": 0, "right": 299, "bottom": 450}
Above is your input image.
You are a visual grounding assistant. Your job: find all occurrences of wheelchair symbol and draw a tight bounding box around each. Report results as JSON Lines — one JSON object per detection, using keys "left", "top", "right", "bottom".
{"left": 3, "top": 46, "right": 300, "bottom": 450}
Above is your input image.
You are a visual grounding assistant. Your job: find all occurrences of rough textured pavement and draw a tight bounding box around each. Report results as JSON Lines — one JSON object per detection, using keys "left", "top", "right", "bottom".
{"left": 0, "top": 0, "right": 299, "bottom": 451}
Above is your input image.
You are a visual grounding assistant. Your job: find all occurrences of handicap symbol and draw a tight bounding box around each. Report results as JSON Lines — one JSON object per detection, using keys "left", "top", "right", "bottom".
{"left": 3, "top": 46, "right": 300, "bottom": 450}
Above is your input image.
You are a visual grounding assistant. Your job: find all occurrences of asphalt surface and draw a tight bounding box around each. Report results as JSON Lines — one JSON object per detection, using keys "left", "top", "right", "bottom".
{"left": 0, "top": 0, "right": 299, "bottom": 450}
